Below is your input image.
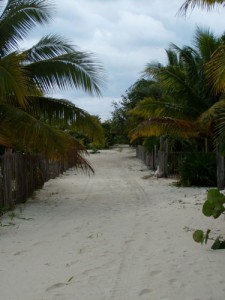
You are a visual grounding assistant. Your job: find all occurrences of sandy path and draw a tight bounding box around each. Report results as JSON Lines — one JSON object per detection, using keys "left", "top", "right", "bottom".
{"left": 1, "top": 146, "right": 225, "bottom": 300}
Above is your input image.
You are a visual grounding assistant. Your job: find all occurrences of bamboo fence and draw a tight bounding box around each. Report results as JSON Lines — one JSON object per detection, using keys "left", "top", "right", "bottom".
{"left": 136, "top": 145, "right": 187, "bottom": 178}
{"left": 0, "top": 152, "right": 71, "bottom": 209}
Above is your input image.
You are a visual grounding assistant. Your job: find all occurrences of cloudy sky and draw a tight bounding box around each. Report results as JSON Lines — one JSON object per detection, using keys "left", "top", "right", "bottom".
{"left": 22, "top": 0, "right": 225, "bottom": 120}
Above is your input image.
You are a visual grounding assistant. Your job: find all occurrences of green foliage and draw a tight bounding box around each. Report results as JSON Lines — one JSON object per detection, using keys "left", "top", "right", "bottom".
{"left": 193, "top": 189, "right": 225, "bottom": 250}
{"left": 193, "top": 230, "right": 205, "bottom": 244}
{"left": 211, "top": 237, "right": 225, "bottom": 250}
{"left": 108, "top": 79, "right": 159, "bottom": 145}
{"left": 202, "top": 188, "right": 225, "bottom": 218}
{"left": 178, "top": 152, "right": 216, "bottom": 187}
{"left": 108, "top": 101, "right": 130, "bottom": 144}
{"left": 0, "top": 207, "right": 7, "bottom": 217}
{"left": 143, "top": 136, "right": 159, "bottom": 152}
{"left": 101, "top": 120, "right": 114, "bottom": 147}
{"left": 0, "top": 0, "right": 105, "bottom": 163}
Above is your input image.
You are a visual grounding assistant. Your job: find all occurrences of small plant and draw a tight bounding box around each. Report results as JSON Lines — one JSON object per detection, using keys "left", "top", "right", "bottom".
{"left": 193, "top": 188, "right": 225, "bottom": 250}
{"left": 0, "top": 207, "right": 7, "bottom": 217}
{"left": 90, "top": 147, "right": 99, "bottom": 154}
{"left": 178, "top": 152, "right": 216, "bottom": 187}
{"left": 8, "top": 211, "right": 16, "bottom": 220}
{"left": 89, "top": 143, "right": 100, "bottom": 154}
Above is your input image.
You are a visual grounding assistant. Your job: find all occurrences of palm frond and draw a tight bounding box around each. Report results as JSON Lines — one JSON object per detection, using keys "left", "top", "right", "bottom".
{"left": 23, "top": 34, "right": 75, "bottom": 61}
{"left": 165, "top": 48, "right": 179, "bottom": 66}
{"left": 143, "top": 45, "right": 206, "bottom": 112}
{"left": 207, "top": 97, "right": 225, "bottom": 142}
{"left": 0, "top": 51, "right": 30, "bottom": 107}
{"left": 178, "top": 0, "right": 225, "bottom": 16}
{"left": 0, "top": 0, "right": 53, "bottom": 55}
{"left": 199, "top": 98, "right": 225, "bottom": 125}
{"left": 142, "top": 61, "right": 163, "bottom": 80}
{"left": 0, "top": 103, "right": 80, "bottom": 158}
{"left": 206, "top": 45, "right": 225, "bottom": 94}
{"left": 25, "top": 52, "right": 106, "bottom": 96}
{"left": 129, "top": 117, "right": 198, "bottom": 142}
{"left": 129, "top": 97, "right": 195, "bottom": 119}
{"left": 26, "top": 96, "right": 105, "bottom": 143}
{"left": 193, "top": 27, "right": 221, "bottom": 60}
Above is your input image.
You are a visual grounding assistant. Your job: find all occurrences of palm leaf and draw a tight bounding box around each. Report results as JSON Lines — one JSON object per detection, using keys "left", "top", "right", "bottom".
{"left": 206, "top": 97, "right": 225, "bottom": 144}
{"left": 25, "top": 52, "right": 105, "bottom": 96}
{"left": 22, "top": 34, "right": 75, "bottom": 61}
{"left": 0, "top": 0, "right": 53, "bottom": 55}
{"left": 0, "top": 51, "right": 30, "bottom": 107}
{"left": 26, "top": 96, "right": 105, "bottom": 143}
{"left": 129, "top": 117, "right": 198, "bottom": 142}
{"left": 0, "top": 103, "right": 83, "bottom": 158}
{"left": 206, "top": 45, "right": 225, "bottom": 94}
{"left": 143, "top": 48, "right": 206, "bottom": 112}
{"left": 130, "top": 96, "right": 200, "bottom": 120}
{"left": 178, "top": 0, "right": 225, "bottom": 16}
{"left": 193, "top": 27, "right": 221, "bottom": 61}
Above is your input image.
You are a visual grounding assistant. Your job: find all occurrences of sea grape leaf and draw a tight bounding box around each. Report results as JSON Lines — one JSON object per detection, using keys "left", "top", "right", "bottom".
{"left": 193, "top": 230, "right": 204, "bottom": 244}
{"left": 207, "top": 189, "right": 225, "bottom": 204}
{"left": 212, "top": 203, "right": 225, "bottom": 219}
{"left": 203, "top": 189, "right": 225, "bottom": 218}
{"left": 211, "top": 237, "right": 225, "bottom": 250}
{"left": 202, "top": 200, "right": 214, "bottom": 217}
{"left": 211, "top": 237, "right": 221, "bottom": 250}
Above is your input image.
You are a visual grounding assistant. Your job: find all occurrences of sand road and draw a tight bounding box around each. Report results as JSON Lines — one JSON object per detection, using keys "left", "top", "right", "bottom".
{"left": 1, "top": 145, "right": 225, "bottom": 300}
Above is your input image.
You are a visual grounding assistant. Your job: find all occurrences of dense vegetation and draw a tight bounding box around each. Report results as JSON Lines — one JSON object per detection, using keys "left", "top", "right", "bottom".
{"left": 107, "top": 25, "right": 225, "bottom": 188}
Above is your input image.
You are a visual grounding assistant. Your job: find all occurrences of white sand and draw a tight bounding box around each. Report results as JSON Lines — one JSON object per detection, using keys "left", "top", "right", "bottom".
{"left": 1, "top": 145, "right": 225, "bottom": 300}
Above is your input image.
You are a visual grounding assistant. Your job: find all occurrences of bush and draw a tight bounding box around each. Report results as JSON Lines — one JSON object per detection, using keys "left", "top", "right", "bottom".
{"left": 178, "top": 152, "right": 216, "bottom": 187}
{"left": 193, "top": 189, "right": 225, "bottom": 250}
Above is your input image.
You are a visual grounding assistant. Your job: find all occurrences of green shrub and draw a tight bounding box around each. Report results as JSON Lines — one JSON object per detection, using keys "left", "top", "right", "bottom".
{"left": 193, "top": 189, "right": 225, "bottom": 250}
{"left": 178, "top": 152, "right": 216, "bottom": 187}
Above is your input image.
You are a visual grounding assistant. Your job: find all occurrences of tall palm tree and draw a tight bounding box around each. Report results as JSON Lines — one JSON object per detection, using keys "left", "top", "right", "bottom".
{"left": 0, "top": 0, "right": 105, "bottom": 168}
{"left": 129, "top": 28, "right": 225, "bottom": 186}
{"left": 130, "top": 28, "right": 221, "bottom": 139}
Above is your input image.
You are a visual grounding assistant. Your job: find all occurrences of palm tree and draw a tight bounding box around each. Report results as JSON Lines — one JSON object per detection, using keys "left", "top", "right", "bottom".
{"left": 129, "top": 28, "right": 225, "bottom": 187}
{"left": 0, "top": 0, "right": 105, "bottom": 169}
{"left": 130, "top": 28, "right": 220, "bottom": 137}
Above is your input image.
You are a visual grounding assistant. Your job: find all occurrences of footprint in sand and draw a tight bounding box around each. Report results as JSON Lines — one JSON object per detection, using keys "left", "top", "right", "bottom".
{"left": 139, "top": 289, "right": 152, "bottom": 297}
{"left": 150, "top": 270, "right": 161, "bottom": 277}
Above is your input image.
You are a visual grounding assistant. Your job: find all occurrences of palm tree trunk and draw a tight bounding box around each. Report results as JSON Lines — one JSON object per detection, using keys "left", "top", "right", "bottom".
{"left": 158, "top": 137, "right": 168, "bottom": 178}
{"left": 216, "top": 145, "right": 224, "bottom": 190}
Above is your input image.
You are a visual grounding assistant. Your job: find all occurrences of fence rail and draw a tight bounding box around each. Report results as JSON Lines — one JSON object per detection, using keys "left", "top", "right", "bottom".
{"left": 0, "top": 152, "right": 73, "bottom": 209}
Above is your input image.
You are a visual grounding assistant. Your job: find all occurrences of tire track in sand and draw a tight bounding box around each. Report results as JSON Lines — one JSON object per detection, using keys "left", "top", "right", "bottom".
{"left": 109, "top": 149, "right": 155, "bottom": 299}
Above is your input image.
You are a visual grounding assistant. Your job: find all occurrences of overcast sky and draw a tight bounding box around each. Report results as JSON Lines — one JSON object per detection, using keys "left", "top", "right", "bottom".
{"left": 23, "top": 0, "right": 225, "bottom": 120}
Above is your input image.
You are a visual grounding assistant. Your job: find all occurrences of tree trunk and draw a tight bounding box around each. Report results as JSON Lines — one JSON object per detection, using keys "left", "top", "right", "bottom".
{"left": 157, "top": 137, "right": 168, "bottom": 178}
{"left": 216, "top": 147, "right": 224, "bottom": 190}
